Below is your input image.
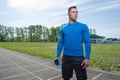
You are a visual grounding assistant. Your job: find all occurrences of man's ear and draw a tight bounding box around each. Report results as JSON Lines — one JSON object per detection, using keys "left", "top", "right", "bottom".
{"left": 68, "top": 12, "right": 70, "bottom": 17}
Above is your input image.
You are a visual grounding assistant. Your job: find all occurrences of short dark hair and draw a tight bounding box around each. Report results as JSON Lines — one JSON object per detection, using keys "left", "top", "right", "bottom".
{"left": 68, "top": 6, "right": 77, "bottom": 13}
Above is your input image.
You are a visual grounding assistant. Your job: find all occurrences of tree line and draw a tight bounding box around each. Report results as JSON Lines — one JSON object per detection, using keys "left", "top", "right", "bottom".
{"left": 0, "top": 24, "right": 60, "bottom": 42}
{"left": 1, "top": 24, "right": 119, "bottom": 42}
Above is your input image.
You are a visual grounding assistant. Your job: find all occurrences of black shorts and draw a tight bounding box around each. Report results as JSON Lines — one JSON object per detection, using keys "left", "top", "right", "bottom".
{"left": 62, "top": 55, "right": 87, "bottom": 80}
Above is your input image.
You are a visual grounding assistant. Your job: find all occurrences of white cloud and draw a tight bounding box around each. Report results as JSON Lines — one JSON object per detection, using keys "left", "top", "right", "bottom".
{"left": 78, "top": 0, "right": 120, "bottom": 16}
{"left": 2, "top": 11, "right": 9, "bottom": 16}
{"left": 8, "top": 0, "right": 68, "bottom": 10}
{"left": 7, "top": 0, "right": 90, "bottom": 11}
{"left": 47, "top": 0, "right": 120, "bottom": 18}
{"left": 97, "top": 2, "right": 120, "bottom": 11}
{"left": 52, "top": 15, "right": 67, "bottom": 21}
{"left": 51, "top": 10, "right": 66, "bottom": 16}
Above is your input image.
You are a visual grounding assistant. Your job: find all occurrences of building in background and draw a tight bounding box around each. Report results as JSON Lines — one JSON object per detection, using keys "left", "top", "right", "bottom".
{"left": 90, "top": 34, "right": 105, "bottom": 43}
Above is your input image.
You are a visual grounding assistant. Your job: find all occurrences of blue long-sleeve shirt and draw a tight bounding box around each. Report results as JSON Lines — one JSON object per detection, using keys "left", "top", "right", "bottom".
{"left": 56, "top": 21, "right": 91, "bottom": 59}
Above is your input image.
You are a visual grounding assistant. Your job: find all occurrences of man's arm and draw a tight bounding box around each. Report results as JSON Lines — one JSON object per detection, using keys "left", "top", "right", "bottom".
{"left": 83, "top": 24, "right": 91, "bottom": 60}
{"left": 56, "top": 28, "right": 64, "bottom": 58}
{"left": 81, "top": 24, "right": 91, "bottom": 68}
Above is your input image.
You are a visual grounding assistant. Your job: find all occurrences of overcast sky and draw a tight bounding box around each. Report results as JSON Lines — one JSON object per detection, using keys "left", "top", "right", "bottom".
{"left": 0, "top": 0, "right": 120, "bottom": 38}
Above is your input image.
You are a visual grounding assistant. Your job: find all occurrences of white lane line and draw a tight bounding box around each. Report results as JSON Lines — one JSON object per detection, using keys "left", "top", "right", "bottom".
{"left": 0, "top": 61, "right": 27, "bottom": 67}
{"left": 0, "top": 67, "right": 21, "bottom": 72}
{"left": 29, "top": 76, "right": 40, "bottom": 80}
{"left": 41, "top": 61, "right": 52, "bottom": 64}
{"left": 0, "top": 54, "right": 43, "bottom": 80}
{"left": 6, "top": 51, "right": 61, "bottom": 72}
{"left": 92, "top": 73, "right": 103, "bottom": 80}
{"left": 47, "top": 75, "right": 62, "bottom": 80}
{"left": 0, "top": 63, "right": 14, "bottom": 67}
{"left": 3, "top": 68, "right": 49, "bottom": 80}
{"left": 0, "top": 63, "right": 41, "bottom": 72}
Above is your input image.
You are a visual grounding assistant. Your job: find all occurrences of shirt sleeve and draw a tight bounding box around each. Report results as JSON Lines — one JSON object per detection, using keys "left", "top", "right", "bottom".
{"left": 56, "top": 27, "right": 64, "bottom": 58}
{"left": 82, "top": 24, "right": 91, "bottom": 60}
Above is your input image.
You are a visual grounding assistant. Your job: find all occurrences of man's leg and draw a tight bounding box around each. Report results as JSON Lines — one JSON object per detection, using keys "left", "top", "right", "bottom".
{"left": 73, "top": 56, "right": 87, "bottom": 80}
{"left": 62, "top": 55, "right": 73, "bottom": 80}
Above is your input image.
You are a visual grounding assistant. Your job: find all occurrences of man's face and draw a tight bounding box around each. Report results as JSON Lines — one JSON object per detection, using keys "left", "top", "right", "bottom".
{"left": 68, "top": 8, "right": 78, "bottom": 21}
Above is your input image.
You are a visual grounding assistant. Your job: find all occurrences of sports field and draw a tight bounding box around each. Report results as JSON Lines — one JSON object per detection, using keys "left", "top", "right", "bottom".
{"left": 0, "top": 42, "right": 120, "bottom": 71}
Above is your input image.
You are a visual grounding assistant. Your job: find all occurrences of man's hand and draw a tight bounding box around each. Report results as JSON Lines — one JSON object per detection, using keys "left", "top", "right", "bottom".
{"left": 56, "top": 57, "right": 60, "bottom": 61}
{"left": 81, "top": 59, "right": 89, "bottom": 69}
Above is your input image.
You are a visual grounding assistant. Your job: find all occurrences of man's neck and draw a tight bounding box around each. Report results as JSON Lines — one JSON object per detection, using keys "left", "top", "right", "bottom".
{"left": 69, "top": 19, "right": 76, "bottom": 24}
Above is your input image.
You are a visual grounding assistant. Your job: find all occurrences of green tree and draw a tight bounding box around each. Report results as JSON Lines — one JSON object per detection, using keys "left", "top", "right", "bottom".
{"left": 35, "top": 25, "right": 42, "bottom": 42}
{"left": 89, "top": 28, "right": 92, "bottom": 34}
{"left": 20, "top": 27, "right": 24, "bottom": 41}
{"left": 15, "top": 27, "right": 21, "bottom": 42}
{"left": 23, "top": 27, "right": 28, "bottom": 42}
{"left": 49, "top": 27, "right": 57, "bottom": 42}
{"left": 55, "top": 26, "right": 60, "bottom": 41}
{"left": 0, "top": 25, "right": 9, "bottom": 41}
{"left": 7, "top": 27, "right": 14, "bottom": 41}
{"left": 0, "top": 25, "right": 4, "bottom": 41}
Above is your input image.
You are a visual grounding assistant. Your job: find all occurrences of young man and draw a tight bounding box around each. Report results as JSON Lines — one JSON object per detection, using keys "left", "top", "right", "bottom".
{"left": 56, "top": 6, "right": 91, "bottom": 80}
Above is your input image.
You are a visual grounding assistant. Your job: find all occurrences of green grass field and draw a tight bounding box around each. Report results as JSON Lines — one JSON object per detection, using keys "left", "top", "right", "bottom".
{"left": 0, "top": 42, "right": 120, "bottom": 71}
